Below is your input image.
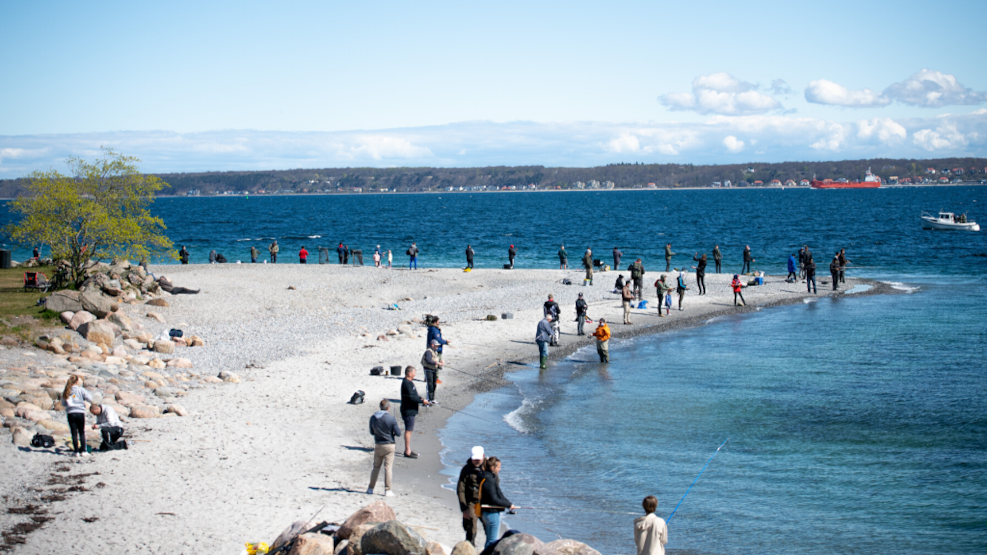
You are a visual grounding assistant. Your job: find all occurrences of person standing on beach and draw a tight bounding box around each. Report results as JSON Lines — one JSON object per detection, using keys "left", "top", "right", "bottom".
{"left": 457, "top": 446, "right": 486, "bottom": 546}
{"left": 732, "top": 275, "right": 746, "bottom": 306}
{"left": 787, "top": 253, "right": 797, "bottom": 281}
{"left": 250, "top": 246, "right": 258, "bottom": 263}
{"left": 299, "top": 246, "right": 308, "bottom": 264}
{"left": 798, "top": 247, "right": 807, "bottom": 280}
{"left": 691, "top": 253, "right": 707, "bottom": 295}
{"left": 631, "top": 258, "right": 646, "bottom": 300}
{"left": 575, "top": 293, "right": 588, "bottom": 335}
{"left": 559, "top": 245, "right": 568, "bottom": 269}
{"left": 479, "top": 456, "right": 517, "bottom": 548}
{"left": 536, "top": 314, "right": 553, "bottom": 369}
{"left": 387, "top": 250, "right": 393, "bottom": 269}
{"left": 337, "top": 242, "right": 346, "bottom": 264}
{"left": 209, "top": 249, "right": 217, "bottom": 264}
{"left": 269, "top": 240, "right": 279, "bottom": 263}
{"left": 62, "top": 375, "right": 91, "bottom": 458}
{"left": 830, "top": 254, "right": 841, "bottom": 290}
{"left": 508, "top": 244, "right": 517, "bottom": 268}
{"left": 421, "top": 340, "right": 443, "bottom": 403}
{"left": 373, "top": 250, "right": 381, "bottom": 267}
{"left": 400, "top": 366, "right": 431, "bottom": 458}
{"left": 712, "top": 245, "right": 722, "bottom": 273}
{"left": 583, "top": 248, "right": 594, "bottom": 286}
{"left": 742, "top": 246, "right": 754, "bottom": 274}
{"left": 179, "top": 246, "right": 190, "bottom": 264}
{"left": 592, "top": 318, "right": 611, "bottom": 362}
{"left": 676, "top": 271, "right": 688, "bottom": 310}
{"left": 633, "top": 495, "right": 668, "bottom": 555}
{"left": 408, "top": 242, "right": 419, "bottom": 270}
{"left": 367, "top": 399, "right": 400, "bottom": 497}
{"left": 543, "top": 295, "right": 561, "bottom": 345}
{"left": 664, "top": 243, "right": 675, "bottom": 272}
{"left": 613, "top": 247, "right": 623, "bottom": 270}
{"left": 805, "top": 255, "right": 817, "bottom": 294}
{"left": 466, "top": 245, "right": 475, "bottom": 270}
{"left": 655, "top": 275, "right": 671, "bottom": 318}
{"left": 839, "top": 249, "right": 849, "bottom": 284}
{"left": 621, "top": 280, "right": 635, "bottom": 325}
{"left": 426, "top": 316, "right": 450, "bottom": 363}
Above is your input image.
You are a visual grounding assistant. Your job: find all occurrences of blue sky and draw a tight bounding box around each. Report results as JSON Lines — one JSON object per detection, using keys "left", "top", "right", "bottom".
{"left": 1, "top": 1, "right": 985, "bottom": 174}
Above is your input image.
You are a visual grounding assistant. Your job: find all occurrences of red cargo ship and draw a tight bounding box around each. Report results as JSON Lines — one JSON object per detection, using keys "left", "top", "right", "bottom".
{"left": 811, "top": 168, "right": 882, "bottom": 189}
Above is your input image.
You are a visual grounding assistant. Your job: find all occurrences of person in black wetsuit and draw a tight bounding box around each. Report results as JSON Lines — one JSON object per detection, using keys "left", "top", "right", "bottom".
{"left": 613, "top": 247, "right": 623, "bottom": 270}
{"left": 692, "top": 253, "right": 707, "bottom": 295}
{"left": 805, "top": 255, "right": 817, "bottom": 294}
{"left": 508, "top": 245, "right": 516, "bottom": 268}
{"left": 466, "top": 245, "right": 475, "bottom": 269}
{"left": 712, "top": 245, "right": 722, "bottom": 273}
{"left": 179, "top": 246, "right": 190, "bottom": 264}
{"left": 830, "top": 254, "right": 841, "bottom": 290}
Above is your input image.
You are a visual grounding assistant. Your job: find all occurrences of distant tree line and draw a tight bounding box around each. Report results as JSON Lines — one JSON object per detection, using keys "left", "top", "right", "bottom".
{"left": 2, "top": 157, "right": 985, "bottom": 197}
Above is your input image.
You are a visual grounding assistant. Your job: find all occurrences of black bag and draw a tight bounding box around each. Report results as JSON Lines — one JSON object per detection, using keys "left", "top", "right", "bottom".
{"left": 348, "top": 390, "right": 365, "bottom": 404}
{"left": 169, "top": 328, "right": 184, "bottom": 338}
{"left": 562, "top": 278, "right": 572, "bottom": 285}
{"left": 30, "top": 433, "right": 55, "bottom": 448}
{"left": 370, "top": 366, "right": 384, "bottom": 376}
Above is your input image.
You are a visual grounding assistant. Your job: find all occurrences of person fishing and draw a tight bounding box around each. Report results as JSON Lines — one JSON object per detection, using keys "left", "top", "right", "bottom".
{"left": 425, "top": 316, "right": 450, "bottom": 364}
{"left": 712, "top": 245, "right": 722, "bottom": 273}
{"left": 621, "top": 279, "right": 635, "bottom": 325}
{"left": 830, "top": 254, "right": 841, "bottom": 291}
{"left": 269, "top": 240, "right": 279, "bottom": 263}
{"left": 742, "top": 245, "right": 754, "bottom": 274}
{"left": 543, "top": 294, "right": 561, "bottom": 345}
{"left": 179, "top": 245, "right": 190, "bottom": 264}
{"left": 582, "top": 248, "right": 593, "bottom": 286}
{"left": 421, "top": 340, "right": 443, "bottom": 403}
{"left": 250, "top": 245, "right": 258, "bottom": 263}
{"left": 613, "top": 246, "right": 623, "bottom": 270}
{"left": 634, "top": 495, "right": 668, "bottom": 555}
{"left": 839, "top": 248, "right": 849, "bottom": 284}
{"left": 676, "top": 270, "right": 689, "bottom": 311}
{"left": 536, "top": 314, "right": 553, "bottom": 369}
{"left": 457, "top": 446, "right": 486, "bottom": 546}
{"left": 655, "top": 275, "right": 671, "bottom": 318}
{"left": 592, "top": 318, "right": 611, "bottom": 362}
{"left": 299, "top": 245, "right": 309, "bottom": 264}
{"left": 664, "top": 243, "right": 675, "bottom": 272}
{"left": 367, "top": 399, "right": 400, "bottom": 497}
{"left": 575, "top": 293, "right": 588, "bottom": 336}
{"left": 408, "top": 242, "right": 419, "bottom": 270}
{"left": 558, "top": 245, "right": 568, "bottom": 270}
{"left": 478, "top": 456, "right": 517, "bottom": 548}
{"left": 732, "top": 274, "right": 746, "bottom": 306}
{"left": 508, "top": 244, "right": 517, "bottom": 268}
{"left": 400, "top": 366, "right": 431, "bottom": 458}
{"left": 631, "top": 258, "right": 646, "bottom": 300}
{"left": 805, "top": 254, "right": 817, "bottom": 294}
{"left": 466, "top": 245, "right": 475, "bottom": 270}
{"left": 691, "top": 253, "right": 707, "bottom": 295}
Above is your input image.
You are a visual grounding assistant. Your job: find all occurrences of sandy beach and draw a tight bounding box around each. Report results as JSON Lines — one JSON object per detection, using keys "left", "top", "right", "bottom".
{"left": 0, "top": 263, "right": 884, "bottom": 553}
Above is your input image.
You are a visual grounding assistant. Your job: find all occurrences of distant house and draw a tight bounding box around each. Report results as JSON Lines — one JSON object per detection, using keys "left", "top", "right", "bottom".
{"left": 603, "top": 181, "right": 615, "bottom": 189}
{"left": 648, "top": 182, "right": 656, "bottom": 188}
{"left": 784, "top": 179, "right": 796, "bottom": 187}
{"left": 753, "top": 180, "right": 764, "bottom": 186}
{"left": 746, "top": 166, "right": 756, "bottom": 173}
{"left": 712, "top": 181, "right": 722, "bottom": 187}
{"left": 888, "top": 176, "right": 899, "bottom": 184}
{"left": 723, "top": 180, "right": 732, "bottom": 187}
{"left": 953, "top": 167, "right": 965, "bottom": 175}
{"left": 573, "top": 181, "right": 586, "bottom": 189}
{"left": 938, "top": 177, "right": 950, "bottom": 184}
{"left": 769, "top": 179, "right": 782, "bottom": 187}
{"left": 800, "top": 179, "right": 810, "bottom": 187}
{"left": 926, "top": 167, "right": 937, "bottom": 174}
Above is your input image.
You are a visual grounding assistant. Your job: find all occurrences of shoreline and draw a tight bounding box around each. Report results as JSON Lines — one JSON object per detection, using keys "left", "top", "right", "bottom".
{"left": 0, "top": 265, "right": 896, "bottom": 552}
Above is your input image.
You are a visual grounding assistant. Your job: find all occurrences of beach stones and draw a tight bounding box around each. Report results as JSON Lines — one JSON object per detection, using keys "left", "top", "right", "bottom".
{"left": 129, "top": 405, "right": 160, "bottom": 418}
{"left": 149, "top": 358, "right": 166, "bottom": 369}
{"left": 146, "top": 298, "right": 168, "bottom": 307}
{"left": 11, "top": 428, "right": 32, "bottom": 447}
{"left": 164, "top": 404, "right": 188, "bottom": 417}
{"left": 534, "top": 539, "right": 601, "bottom": 555}
{"left": 77, "top": 320, "right": 116, "bottom": 345}
{"left": 272, "top": 521, "right": 316, "bottom": 552}
{"left": 153, "top": 340, "right": 175, "bottom": 354}
{"left": 451, "top": 542, "right": 477, "bottom": 555}
{"left": 147, "top": 312, "right": 166, "bottom": 323}
{"left": 426, "top": 541, "right": 447, "bottom": 555}
{"left": 344, "top": 524, "right": 378, "bottom": 555}
{"left": 107, "top": 311, "right": 133, "bottom": 333}
{"left": 218, "top": 371, "right": 241, "bottom": 383}
{"left": 361, "top": 521, "right": 427, "bottom": 555}
{"left": 287, "top": 533, "right": 335, "bottom": 555}
{"left": 167, "top": 358, "right": 193, "bottom": 368}
{"left": 115, "top": 391, "right": 146, "bottom": 406}
{"left": 45, "top": 290, "right": 83, "bottom": 313}
{"left": 80, "top": 290, "right": 115, "bottom": 318}
{"left": 338, "top": 501, "right": 397, "bottom": 540}
{"left": 486, "top": 534, "right": 543, "bottom": 555}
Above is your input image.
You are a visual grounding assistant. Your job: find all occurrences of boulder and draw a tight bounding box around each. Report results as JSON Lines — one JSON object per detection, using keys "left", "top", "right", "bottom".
{"left": 534, "top": 540, "right": 601, "bottom": 555}
{"left": 154, "top": 388, "right": 176, "bottom": 399}
{"left": 46, "top": 290, "right": 83, "bottom": 313}
{"left": 23, "top": 410, "right": 52, "bottom": 422}
{"left": 147, "top": 312, "right": 166, "bottom": 323}
{"left": 104, "top": 356, "right": 127, "bottom": 366}
{"left": 77, "top": 320, "right": 116, "bottom": 346}
{"left": 153, "top": 340, "right": 175, "bottom": 354}
{"left": 69, "top": 311, "right": 96, "bottom": 331}
{"left": 271, "top": 521, "right": 315, "bottom": 552}
{"left": 337, "top": 501, "right": 397, "bottom": 540}
{"left": 129, "top": 405, "right": 160, "bottom": 418}
{"left": 15, "top": 403, "right": 43, "bottom": 418}
{"left": 115, "top": 391, "right": 146, "bottom": 406}
{"left": 12, "top": 428, "right": 32, "bottom": 447}
{"left": 80, "top": 289, "right": 115, "bottom": 318}
{"left": 346, "top": 523, "right": 380, "bottom": 555}
{"left": 0, "top": 408, "right": 14, "bottom": 418}
{"left": 485, "top": 534, "right": 543, "bottom": 555}
{"left": 107, "top": 311, "right": 133, "bottom": 333}
{"left": 450, "top": 542, "right": 477, "bottom": 555}
{"left": 112, "top": 346, "right": 128, "bottom": 357}
{"left": 287, "top": 533, "right": 335, "bottom": 555}
{"left": 60, "top": 311, "right": 75, "bottom": 325}
{"left": 426, "top": 542, "right": 447, "bottom": 555}
{"left": 146, "top": 298, "right": 169, "bottom": 307}
{"left": 361, "top": 520, "right": 427, "bottom": 555}
{"left": 332, "top": 539, "right": 348, "bottom": 555}
{"left": 38, "top": 419, "right": 70, "bottom": 434}
{"left": 218, "top": 371, "right": 241, "bottom": 383}
{"left": 167, "top": 358, "right": 193, "bottom": 368}
{"left": 164, "top": 404, "right": 188, "bottom": 417}
{"left": 24, "top": 395, "right": 53, "bottom": 410}
{"left": 124, "top": 339, "right": 142, "bottom": 351}
{"left": 189, "top": 336, "right": 205, "bottom": 347}
{"left": 149, "top": 358, "right": 167, "bottom": 369}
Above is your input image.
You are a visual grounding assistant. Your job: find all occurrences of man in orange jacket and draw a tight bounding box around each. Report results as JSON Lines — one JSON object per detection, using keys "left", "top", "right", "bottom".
{"left": 592, "top": 318, "right": 611, "bottom": 363}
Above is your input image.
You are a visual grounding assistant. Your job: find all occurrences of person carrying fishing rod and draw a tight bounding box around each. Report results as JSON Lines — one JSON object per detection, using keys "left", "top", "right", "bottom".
{"left": 477, "top": 456, "right": 518, "bottom": 548}
{"left": 634, "top": 496, "right": 668, "bottom": 555}
{"left": 457, "top": 446, "right": 486, "bottom": 547}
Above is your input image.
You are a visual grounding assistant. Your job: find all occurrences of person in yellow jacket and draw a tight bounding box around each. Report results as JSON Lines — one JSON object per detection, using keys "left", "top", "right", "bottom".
{"left": 634, "top": 495, "right": 668, "bottom": 555}
{"left": 592, "top": 318, "right": 611, "bottom": 363}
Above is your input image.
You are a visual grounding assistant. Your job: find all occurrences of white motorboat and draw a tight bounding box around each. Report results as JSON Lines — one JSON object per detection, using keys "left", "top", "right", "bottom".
{"left": 920, "top": 211, "right": 980, "bottom": 231}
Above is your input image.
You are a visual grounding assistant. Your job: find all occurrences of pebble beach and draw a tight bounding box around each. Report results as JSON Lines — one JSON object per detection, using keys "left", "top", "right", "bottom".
{"left": 0, "top": 262, "right": 878, "bottom": 553}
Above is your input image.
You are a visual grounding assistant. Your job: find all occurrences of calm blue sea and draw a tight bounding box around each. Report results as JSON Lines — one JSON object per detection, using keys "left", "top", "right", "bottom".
{"left": 3, "top": 187, "right": 986, "bottom": 553}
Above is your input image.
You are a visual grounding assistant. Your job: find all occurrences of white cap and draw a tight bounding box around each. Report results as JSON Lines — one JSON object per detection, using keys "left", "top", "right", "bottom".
{"left": 471, "top": 446, "right": 485, "bottom": 460}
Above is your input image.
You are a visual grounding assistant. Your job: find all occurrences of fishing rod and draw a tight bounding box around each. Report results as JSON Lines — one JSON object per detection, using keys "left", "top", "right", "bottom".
{"left": 481, "top": 505, "right": 638, "bottom": 516}
{"left": 431, "top": 403, "right": 502, "bottom": 425}
{"left": 666, "top": 437, "right": 729, "bottom": 523}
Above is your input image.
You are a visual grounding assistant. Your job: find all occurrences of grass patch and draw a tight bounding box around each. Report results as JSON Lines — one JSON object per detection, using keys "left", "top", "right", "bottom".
{"left": 0, "top": 266, "right": 53, "bottom": 319}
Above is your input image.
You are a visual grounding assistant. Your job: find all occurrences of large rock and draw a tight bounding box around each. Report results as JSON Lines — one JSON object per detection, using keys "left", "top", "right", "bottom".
{"left": 77, "top": 320, "right": 116, "bottom": 345}
{"left": 486, "top": 534, "right": 543, "bottom": 555}
{"left": 165, "top": 404, "right": 188, "bottom": 417}
{"left": 534, "top": 540, "right": 601, "bottom": 555}
{"left": 218, "top": 371, "right": 241, "bottom": 383}
{"left": 60, "top": 311, "right": 75, "bottom": 325}
{"left": 337, "top": 501, "right": 397, "bottom": 540}
{"left": 167, "top": 358, "right": 193, "bottom": 368}
{"left": 115, "top": 391, "right": 146, "bottom": 406}
{"left": 80, "top": 290, "right": 115, "bottom": 318}
{"left": 287, "top": 533, "right": 335, "bottom": 555}
{"left": 346, "top": 523, "right": 380, "bottom": 555}
{"left": 271, "top": 521, "right": 315, "bottom": 552}
{"left": 450, "top": 542, "right": 477, "bottom": 555}
{"left": 146, "top": 298, "right": 169, "bottom": 307}
{"left": 361, "top": 520, "right": 428, "bottom": 555}
{"left": 12, "top": 428, "right": 32, "bottom": 447}
{"left": 106, "top": 311, "right": 133, "bottom": 333}
{"left": 45, "top": 290, "right": 83, "bottom": 313}
{"left": 69, "top": 311, "right": 96, "bottom": 331}
{"left": 129, "top": 405, "right": 161, "bottom": 418}
{"left": 426, "top": 541, "right": 447, "bottom": 555}
{"left": 38, "top": 419, "right": 70, "bottom": 434}
{"left": 147, "top": 312, "right": 166, "bottom": 323}
{"left": 153, "top": 340, "right": 175, "bottom": 354}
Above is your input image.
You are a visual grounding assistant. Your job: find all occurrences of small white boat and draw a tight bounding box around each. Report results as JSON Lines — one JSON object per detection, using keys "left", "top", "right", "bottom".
{"left": 921, "top": 211, "right": 980, "bottom": 231}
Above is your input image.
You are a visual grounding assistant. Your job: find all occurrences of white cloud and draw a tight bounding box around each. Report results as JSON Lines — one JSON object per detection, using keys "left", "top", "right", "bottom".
{"left": 345, "top": 136, "right": 433, "bottom": 160}
{"left": 805, "top": 79, "right": 891, "bottom": 107}
{"left": 913, "top": 121, "right": 968, "bottom": 151}
{"left": 884, "top": 69, "right": 987, "bottom": 107}
{"left": 660, "top": 72, "right": 781, "bottom": 115}
{"left": 856, "top": 118, "right": 907, "bottom": 144}
{"left": 769, "top": 79, "right": 792, "bottom": 95}
{"left": 722, "top": 135, "right": 744, "bottom": 153}
{"left": 605, "top": 133, "right": 641, "bottom": 153}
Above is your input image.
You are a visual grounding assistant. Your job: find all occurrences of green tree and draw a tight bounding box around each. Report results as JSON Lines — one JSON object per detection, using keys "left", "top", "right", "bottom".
{"left": 4, "top": 148, "right": 173, "bottom": 286}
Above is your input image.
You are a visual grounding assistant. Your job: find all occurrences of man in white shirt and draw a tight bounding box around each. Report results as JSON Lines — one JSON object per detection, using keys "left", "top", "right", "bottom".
{"left": 90, "top": 404, "right": 128, "bottom": 451}
{"left": 633, "top": 495, "right": 668, "bottom": 555}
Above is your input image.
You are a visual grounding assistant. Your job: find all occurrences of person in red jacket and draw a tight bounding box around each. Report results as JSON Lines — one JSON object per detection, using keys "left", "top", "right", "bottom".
{"left": 731, "top": 275, "right": 746, "bottom": 306}
{"left": 299, "top": 246, "right": 309, "bottom": 264}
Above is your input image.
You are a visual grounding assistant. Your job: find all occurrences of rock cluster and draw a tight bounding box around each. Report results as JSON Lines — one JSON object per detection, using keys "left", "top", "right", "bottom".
{"left": 266, "top": 501, "right": 601, "bottom": 555}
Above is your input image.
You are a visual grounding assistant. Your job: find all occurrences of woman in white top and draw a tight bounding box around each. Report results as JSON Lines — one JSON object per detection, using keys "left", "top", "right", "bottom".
{"left": 61, "top": 375, "right": 92, "bottom": 457}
